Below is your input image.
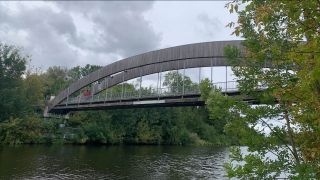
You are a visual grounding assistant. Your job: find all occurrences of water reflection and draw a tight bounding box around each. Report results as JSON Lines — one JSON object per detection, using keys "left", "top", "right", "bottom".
{"left": 0, "top": 145, "right": 229, "bottom": 179}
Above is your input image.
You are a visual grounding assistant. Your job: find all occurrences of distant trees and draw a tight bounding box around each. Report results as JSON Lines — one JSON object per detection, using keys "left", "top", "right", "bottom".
{"left": 68, "top": 64, "right": 101, "bottom": 81}
{"left": 163, "top": 71, "right": 198, "bottom": 94}
{"left": 42, "top": 64, "right": 102, "bottom": 98}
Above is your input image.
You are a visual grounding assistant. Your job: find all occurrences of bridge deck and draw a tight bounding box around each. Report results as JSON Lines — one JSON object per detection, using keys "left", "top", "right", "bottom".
{"left": 49, "top": 81, "right": 243, "bottom": 114}
{"left": 50, "top": 91, "right": 247, "bottom": 114}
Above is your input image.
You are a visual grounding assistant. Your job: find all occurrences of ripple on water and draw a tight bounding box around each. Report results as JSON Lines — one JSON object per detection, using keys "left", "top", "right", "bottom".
{"left": 1, "top": 145, "right": 229, "bottom": 180}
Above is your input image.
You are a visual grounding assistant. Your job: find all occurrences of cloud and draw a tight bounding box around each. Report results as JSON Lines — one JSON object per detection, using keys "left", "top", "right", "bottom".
{"left": 0, "top": 1, "right": 161, "bottom": 70}
{"left": 56, "top": 1, "right": 161, "bottom": 57}
{"left": 196, "top": 13, "right": 223, "bottom": 38}
{"left": 0, "top": 2, "right": 79, "bottom": 69}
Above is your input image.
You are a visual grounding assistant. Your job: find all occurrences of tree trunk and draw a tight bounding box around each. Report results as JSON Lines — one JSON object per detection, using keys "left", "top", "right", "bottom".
{"left": 284, "top": 106, "right": 300, "bottom": 164}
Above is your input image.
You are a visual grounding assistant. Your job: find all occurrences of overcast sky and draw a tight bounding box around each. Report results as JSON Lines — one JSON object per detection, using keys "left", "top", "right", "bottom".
{"left": 0, "top": 1, "right": 241, "bottom": 71}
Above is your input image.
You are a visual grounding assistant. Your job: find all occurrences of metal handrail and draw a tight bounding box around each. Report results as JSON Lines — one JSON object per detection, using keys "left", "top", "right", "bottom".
{"left": 64, "top": 81, "right": 241, "bottom": 105}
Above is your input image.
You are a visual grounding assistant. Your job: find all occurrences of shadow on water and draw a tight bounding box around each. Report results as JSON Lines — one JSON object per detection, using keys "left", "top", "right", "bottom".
{"left": 0, "top": 145, "right": 229, "bottom": 179}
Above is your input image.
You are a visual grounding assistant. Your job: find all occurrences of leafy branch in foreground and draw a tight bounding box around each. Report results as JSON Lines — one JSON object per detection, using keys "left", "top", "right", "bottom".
{"left": 216, "top": 0, "right": 320, "bottom": 178}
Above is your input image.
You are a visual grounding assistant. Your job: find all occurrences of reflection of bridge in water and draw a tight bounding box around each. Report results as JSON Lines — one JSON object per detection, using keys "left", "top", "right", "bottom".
{"left": 45, "top": 41, "right": 249, "bottom": 115}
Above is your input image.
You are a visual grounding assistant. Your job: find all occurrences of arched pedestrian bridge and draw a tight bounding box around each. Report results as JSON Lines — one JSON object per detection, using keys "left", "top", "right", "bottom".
{"left": 45, "top": 40, "right": 248, "bottom": 115}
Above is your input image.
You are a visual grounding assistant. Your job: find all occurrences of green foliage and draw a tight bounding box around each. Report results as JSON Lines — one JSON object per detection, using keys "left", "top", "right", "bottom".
{"left": 43, "top": 66, "right": 70, "bottom": 97}
{"left": 136, "top": 117, "right": 161, "bottom": 144}
{"left": 222, "top": 0, "right": 320, "bottom": 178}
{"left": 24, "top": 73, "right": 46, "bottom": 107}
{"left": 0, "top": 44, "right": 26, "bottom": 83}
{"left": 0, "top": 115, "right": 43, "bottom": 144}
{"left": 68, "top": 64, "right": 102, "bottom": 81}
{"left": 64, "top": 106, "right": 231, "bottom": 146}
{"left": 163, "top": 71, "right": 197, "bottom": 93}
{"left": 200, "top": 80, "right": 240, "bottom": 145}
{"left": 199, "top": 78, "right": 211, "bottom": 101}
{"left": 0, "top": 43, "right": 30, "bottom": 121}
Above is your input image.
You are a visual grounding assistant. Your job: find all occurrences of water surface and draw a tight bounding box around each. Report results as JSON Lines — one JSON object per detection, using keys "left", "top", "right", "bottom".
{"left": 0, "top": 145, "right": 229, "bottom": 179}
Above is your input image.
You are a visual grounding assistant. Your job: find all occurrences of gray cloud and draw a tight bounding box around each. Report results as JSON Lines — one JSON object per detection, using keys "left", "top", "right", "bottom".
{"left": 0, "top": 3, "right": 78, "bottom": 68}
{"left": 56, "top": 1, "right": 161, "bottom": 57}
{"left": 196, "top": 13, "right": 223, "bottom": 38}
{"left": 0, "top": 2, "right": 161, "bottom": 69}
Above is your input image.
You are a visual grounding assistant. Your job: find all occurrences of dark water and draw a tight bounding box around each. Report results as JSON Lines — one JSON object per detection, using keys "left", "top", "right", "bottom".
{"left": 0, "top": 145, "right": 229, "bottom": 180}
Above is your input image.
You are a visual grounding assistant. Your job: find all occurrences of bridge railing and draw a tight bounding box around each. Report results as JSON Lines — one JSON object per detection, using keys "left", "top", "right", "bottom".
{"left": 63, "top": 81, "right": 239, "bottom": 106}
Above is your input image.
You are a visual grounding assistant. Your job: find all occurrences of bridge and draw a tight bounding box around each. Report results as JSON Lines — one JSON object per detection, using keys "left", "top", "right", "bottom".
{"left": 45, "top": 40, "right": 247, "bottom": 115}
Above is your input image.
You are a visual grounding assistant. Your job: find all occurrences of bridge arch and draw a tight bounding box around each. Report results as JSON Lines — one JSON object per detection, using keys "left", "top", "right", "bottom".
{"left": 47, "top": 40, "right": 244, "bottom": 113}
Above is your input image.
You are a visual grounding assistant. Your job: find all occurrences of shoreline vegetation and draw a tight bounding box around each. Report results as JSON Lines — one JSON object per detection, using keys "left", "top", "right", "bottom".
{"left": 0, "top": 107, "right": 236, "bottom": 146}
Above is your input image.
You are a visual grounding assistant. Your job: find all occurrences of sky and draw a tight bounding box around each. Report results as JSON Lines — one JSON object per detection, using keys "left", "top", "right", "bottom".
{"left": 0, "top": 1, "right": 241, "bottom": 72}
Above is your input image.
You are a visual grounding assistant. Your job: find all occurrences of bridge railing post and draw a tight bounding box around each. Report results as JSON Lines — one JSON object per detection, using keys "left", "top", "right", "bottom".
{"left": 124, "top": 84, "right": 126, "bottom": 100}
{"left": 66, "top": 87, "right": 70, "bottom": 106}
{"left": 198, "top": 67, "right": 201, "bottom": 93}
{"left": 157, "top": 72, "right": 160, "bottom": 97}
{"left": 78, "top": 93, "right": 81, "bottom": 106}
{"left": 104, "top": 77, "right": 108, "bottom": 103}
{"left": 110, "top": 76, "right": 113, "bottom": 101}
{"left": 210, "top": 58, "right": 213, "bottom": 86}
{"left": 182, "top": 61, "right": 185, "bottom": 97}
{"left": 225, "top": 66, "right": 228, "bottom": 94}
{"left": 91, "top": 83, "right": 94, "bottom": 103}
{"left": 139, "top": 68, "right": 142, "bottom": 99}
{"left": 121, "top": 70, "right": 125, "bottom": 101}
{"left": 159, "top": 63, "right": 162, "bottom": 99}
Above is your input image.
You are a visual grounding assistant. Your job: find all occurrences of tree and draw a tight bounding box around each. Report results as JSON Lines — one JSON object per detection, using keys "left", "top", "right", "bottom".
{"left": 68, "top": 64, "right": 102, "bottom": 81}
{"left": 43, "top": 66, "right": 69, "bottom": 97}
{"left": 43, "top": 64, "right": 102, "bottom": 98}
{"left": 200, "top": 79, "right": 239, "bottom": 146}
{"left": 0, "top": 43, "right": 29, "bottom": 121}
{"left": 163, "top": 71, "right": 197, "bottom": 93}
{"left": 24, "top": 72, "right": 46, "bottom": 108}
{"left": 216, "top": 0, "right": 320, "bottom": 178}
